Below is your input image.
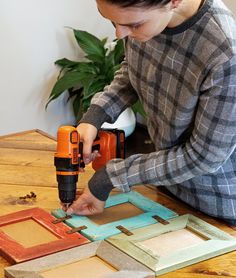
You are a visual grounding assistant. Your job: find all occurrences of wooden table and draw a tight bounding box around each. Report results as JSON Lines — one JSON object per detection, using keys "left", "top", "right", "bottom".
{"left": 0, "top": 130, "right": 235, "bottom": 278}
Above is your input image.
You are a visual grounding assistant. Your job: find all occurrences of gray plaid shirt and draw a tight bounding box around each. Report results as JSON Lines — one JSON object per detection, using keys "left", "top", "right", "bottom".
{"left": 81, "top": 0, "right": 236, "bottom": 221}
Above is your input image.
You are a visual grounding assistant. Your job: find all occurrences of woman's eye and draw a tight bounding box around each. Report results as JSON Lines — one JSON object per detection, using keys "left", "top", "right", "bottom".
{"left": 131, "top": 24, "right": 141, "bottom": 30}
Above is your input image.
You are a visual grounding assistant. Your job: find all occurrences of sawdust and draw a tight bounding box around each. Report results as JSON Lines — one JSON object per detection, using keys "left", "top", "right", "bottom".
{"left": 2, "top": 192, "right": 37, "bottom": 206}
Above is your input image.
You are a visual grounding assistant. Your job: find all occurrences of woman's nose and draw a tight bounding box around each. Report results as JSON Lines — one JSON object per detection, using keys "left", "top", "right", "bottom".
{"left": 115, "top": 25, "right": 131, "bottom": 39}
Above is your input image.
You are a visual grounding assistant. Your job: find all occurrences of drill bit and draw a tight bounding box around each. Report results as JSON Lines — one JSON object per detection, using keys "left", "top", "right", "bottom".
{"left": 64, "top": 203, "right": 71, "bottom": 213}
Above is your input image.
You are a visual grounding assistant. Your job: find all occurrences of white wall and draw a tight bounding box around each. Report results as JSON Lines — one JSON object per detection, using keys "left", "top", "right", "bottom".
{"left": 0, "top": 0, "right": 114, "bottom": 136}
{"left": 0, "top": 0, "right": 235, "bottom": 136}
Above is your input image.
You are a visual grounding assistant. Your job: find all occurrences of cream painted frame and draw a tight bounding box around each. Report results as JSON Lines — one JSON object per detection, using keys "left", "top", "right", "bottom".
{"left": 106, "top": 214, "right": 236, "bottom": 276}
{"left": 5, "top": 241, "right": 154, "bottom": 278}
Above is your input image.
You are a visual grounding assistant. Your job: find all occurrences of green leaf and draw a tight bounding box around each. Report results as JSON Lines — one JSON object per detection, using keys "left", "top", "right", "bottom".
{"left": 73, "top": 29, "right": 106, "bottom": 59}
{"left": 85, "top": 54, "right": 106, "bottom": 64}
{"left": 102, "top": 40, "right": 124, "bottom": 82}
{"left": 67, "top": 87, "right": 83, "bottom": 102}
{"left": 83, "top": 78, "right": 107, "bottom": 101}
{"left": 113, "top": 39, "right": 125, "bottom": 64}
{"left": 113, "top": 64, "right": 121, "bottom": 73}
{"left": 55, "top": 58, "right": 79, "bottom": 68}
{"left": 73, "top": 93, "right": 83, "bottom": 121}
{"left": 104, "top": 56, "right": 121, "bottom": 83}
{"left": 73, "top": 62, "right": 98, "bottom": 74}
{"left": 132, "top": 100, "right": 147, "bottom": 118}
{"left": 105, "top": 50, "right": 115, "bottom": 67}
{"left": 101, "top": 37, "right": 108, "bottom": 47}
{"left": 46, "top": 71, "right": 89, "bottom": 108}
{"left": 82, "top": 95, "right": 91, "bottom": 112}
{"left": 56, "top": 61, "right": 98, "bottom": 80}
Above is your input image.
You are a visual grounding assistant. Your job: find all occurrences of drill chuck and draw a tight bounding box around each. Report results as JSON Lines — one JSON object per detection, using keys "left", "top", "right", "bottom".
{"left": 57, "top": 175, "right": 77, "bottom": 204}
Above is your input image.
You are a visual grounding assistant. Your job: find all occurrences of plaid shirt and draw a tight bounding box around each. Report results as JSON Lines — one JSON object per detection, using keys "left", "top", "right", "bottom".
{"left": 81, "top": 0, "right": 236, "bottom": 221}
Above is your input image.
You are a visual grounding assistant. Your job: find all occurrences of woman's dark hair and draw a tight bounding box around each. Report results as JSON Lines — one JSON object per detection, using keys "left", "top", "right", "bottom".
{"left": 103, "top": 0, "right": 171, "bottom": 8}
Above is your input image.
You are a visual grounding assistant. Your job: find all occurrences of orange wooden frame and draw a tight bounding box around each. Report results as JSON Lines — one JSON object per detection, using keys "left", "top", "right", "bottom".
{"left": 0, "top": 208, "right": 90, "bottom": 264}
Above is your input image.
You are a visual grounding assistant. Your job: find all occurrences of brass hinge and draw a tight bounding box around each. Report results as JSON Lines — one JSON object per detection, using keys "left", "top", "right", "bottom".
{"left": 152, "top": 215, "right": 169, "bottom": 225}
{"left": 116, "top": 225, "right": 133, "bottom": 236}
{"left": 67, "top": 225, "right": 87, "bottom": 234}
{"left": 52, "top": 215, "right": 72, "bottom": 224}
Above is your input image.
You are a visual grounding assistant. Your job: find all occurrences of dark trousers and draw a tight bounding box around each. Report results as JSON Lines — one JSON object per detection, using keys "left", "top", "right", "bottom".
{"left": 225, "top": 219, "right": 236, "bottom": 226}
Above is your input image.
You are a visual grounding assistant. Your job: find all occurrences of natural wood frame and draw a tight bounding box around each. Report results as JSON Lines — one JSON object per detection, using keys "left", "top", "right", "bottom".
{"left": 0, "top": 208, "right": 90, "bottom": 264}
{"left": 0, "top": 129, "right": 56, "bottom": 152}
{"left": 52, "top": 191, "right": 177, "bottom": 241}
{"left": 106, "top": 214, "right": 236, "bottom": 276}
{"left": 4, "top": 241, "right": 154, "bottom": 278}
{"left": 0, "top": 129, "right": 56, "bottom": 141}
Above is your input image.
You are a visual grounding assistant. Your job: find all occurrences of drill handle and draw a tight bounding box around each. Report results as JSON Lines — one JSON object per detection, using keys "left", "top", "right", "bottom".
{"left": 78, "top": 129, "right": 125, "bottom": 171}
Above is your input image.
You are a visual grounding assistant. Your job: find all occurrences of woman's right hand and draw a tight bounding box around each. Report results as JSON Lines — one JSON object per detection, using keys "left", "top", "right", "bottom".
{"left": 65, "top": 186, "right": 105, "bottom": 216}
{"left": 76, "top": 123, "right": 98, "bottom": 165}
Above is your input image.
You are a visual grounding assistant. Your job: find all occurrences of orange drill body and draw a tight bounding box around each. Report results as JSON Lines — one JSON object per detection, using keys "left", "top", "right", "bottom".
{"left": 55, "top": 126, "right": 125, "bottom": 206}
{"left": 54, "top": 126, "right": 80, "bottom": 207}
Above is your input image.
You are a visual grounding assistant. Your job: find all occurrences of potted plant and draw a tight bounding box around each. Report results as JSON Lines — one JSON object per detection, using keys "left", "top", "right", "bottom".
{"left": 46, "top": 29, "right": 146, "bottom": 136}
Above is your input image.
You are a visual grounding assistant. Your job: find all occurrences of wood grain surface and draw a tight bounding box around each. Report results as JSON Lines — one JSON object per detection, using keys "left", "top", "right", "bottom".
{"left": 0, "top": 130, "right": 235, "bottom": 277}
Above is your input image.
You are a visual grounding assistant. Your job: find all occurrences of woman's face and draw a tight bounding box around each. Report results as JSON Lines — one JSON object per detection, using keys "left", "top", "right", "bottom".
{"left": 96, "top": 0, "right": 174, "bottom": 42}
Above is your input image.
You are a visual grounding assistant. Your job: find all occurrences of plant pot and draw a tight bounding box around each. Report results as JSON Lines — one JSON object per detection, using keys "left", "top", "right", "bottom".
{"left": 101, "top": 108, "right": 136, "bottom": 137}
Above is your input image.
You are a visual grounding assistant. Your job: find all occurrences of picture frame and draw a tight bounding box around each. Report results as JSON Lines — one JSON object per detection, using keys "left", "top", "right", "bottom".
{"left": 0, "top": 207, "right": 90, "bottom": 263}
{"left": 52, "top": 191, "right": 177, "bottom": 241}
{"left": 106, "top": 214, "right": 236, "bottom": 276}
{"left": 5, "top": 241, "right": 155, "bottom": 278}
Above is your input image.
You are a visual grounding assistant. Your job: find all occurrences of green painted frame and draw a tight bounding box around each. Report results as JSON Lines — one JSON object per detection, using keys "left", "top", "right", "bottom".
{"left": 106, "top": 214, "right": 236, "bottom": 276}
{"left": 5, "top": 241, "right": 154, "bottom": 278}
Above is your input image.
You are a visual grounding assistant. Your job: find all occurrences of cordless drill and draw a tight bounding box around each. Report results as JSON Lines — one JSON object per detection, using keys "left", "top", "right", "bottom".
{"left": 54, "top": 126, "right": 125, "bottom": 209}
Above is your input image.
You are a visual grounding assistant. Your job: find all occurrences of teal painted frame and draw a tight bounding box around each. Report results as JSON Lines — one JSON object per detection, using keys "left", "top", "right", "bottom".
{"left": 106, "top": 214, "right": 236, "bottom": 276}
{"left": 52, "top": 191, "right": 177, "bottom": 241}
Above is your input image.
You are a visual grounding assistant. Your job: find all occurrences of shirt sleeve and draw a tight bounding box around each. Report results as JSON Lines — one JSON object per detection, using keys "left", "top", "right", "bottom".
{"left": 106, "top": 56, "right": 236, "bottom": 192}
{"left": 80, "top": 59, "right": 138, "bottom": 129}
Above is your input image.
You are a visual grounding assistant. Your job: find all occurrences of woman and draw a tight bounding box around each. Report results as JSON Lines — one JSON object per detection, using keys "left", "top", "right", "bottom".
{"left": 66, "top": 0, "right": 236, "bottom": 225}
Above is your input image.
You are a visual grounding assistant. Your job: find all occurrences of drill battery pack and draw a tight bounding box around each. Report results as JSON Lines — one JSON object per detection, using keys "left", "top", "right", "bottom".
{"left": 79, "top": 128, "right": 125, "bottom": 171}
